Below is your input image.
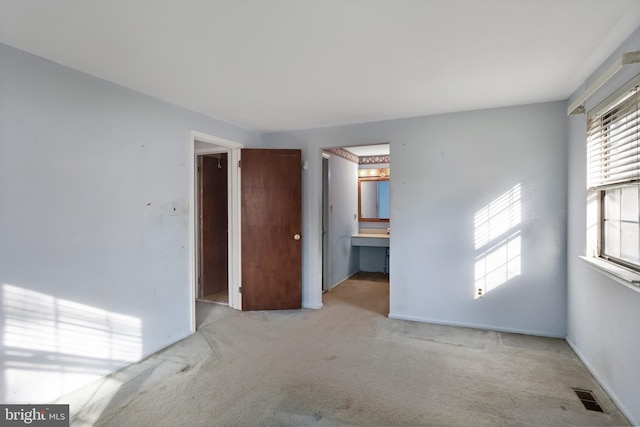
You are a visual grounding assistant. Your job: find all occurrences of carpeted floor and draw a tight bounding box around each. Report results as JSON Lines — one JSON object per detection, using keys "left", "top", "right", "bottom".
{"left": 197, "top": 289, "right": 229, "bottom": 305}
{"left": 57, "top": 274, "right": 629, "bottom": 426}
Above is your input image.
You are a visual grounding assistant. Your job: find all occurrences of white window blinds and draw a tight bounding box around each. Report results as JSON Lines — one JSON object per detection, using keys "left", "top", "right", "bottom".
{"left": 587, "top": 86, "right": 640, "bottom": 189}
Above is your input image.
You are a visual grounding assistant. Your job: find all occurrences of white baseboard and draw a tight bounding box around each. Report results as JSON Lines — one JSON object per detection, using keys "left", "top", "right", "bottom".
{"left": 329, "top": 272, "right": 357, "bottom": 291}
{"left": 387, "top": 312, "right": 564, "bottom": 338}
{"left": 303, "top": 302, "right": 323, "bottom": 309}
{"left": 143, "top": 331, "right": 194, "bottom": 359}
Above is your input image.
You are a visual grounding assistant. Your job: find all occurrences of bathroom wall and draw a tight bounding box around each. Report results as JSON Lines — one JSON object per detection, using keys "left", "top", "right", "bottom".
{"left": 359, "top": 247, "right": 388, "bottom": 273}
{"left": 328, "top": 153, "right": 359, "bottom": 287}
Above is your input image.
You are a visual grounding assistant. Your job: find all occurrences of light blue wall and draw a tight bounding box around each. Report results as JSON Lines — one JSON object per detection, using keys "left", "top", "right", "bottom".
{"left": 566, "top": 26, "right": 640, "bottom": 425}
{"left": 388, "top": 104, "right": 568, "bottom": 336}
{"left": 0, "top": 43, "right": 260, "bottom": 403}
{"left": 262, "top": 101, "right": 567, "bottom": 337}
{"left": 359, "top": 246, "right": 388, "bottom": 273}
{"left": 328, "top": 154, "right": 359, "bottom": 287}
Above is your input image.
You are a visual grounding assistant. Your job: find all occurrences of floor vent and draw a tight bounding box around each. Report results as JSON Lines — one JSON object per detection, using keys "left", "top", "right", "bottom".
{"left": 573, "top": 388, "right": 605, "bottom": 413}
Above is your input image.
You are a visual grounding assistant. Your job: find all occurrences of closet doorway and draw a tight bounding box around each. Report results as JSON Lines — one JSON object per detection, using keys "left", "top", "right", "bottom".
{"left": 190, "top": 131, "right": 243, "bottom": 333}
{"left": 197, "top": 153, "right": 228, "bottom": 304}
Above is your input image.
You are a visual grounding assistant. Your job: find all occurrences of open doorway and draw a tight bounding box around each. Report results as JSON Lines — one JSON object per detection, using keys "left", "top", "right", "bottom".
{"left": 189, "top": 131, "right": 243, "bottom": 332}
{"left": 197, "top": 153, "right": 228, "bottom": 304}
{"left": 321, "top": 143, "right": 390, "bottom": 304}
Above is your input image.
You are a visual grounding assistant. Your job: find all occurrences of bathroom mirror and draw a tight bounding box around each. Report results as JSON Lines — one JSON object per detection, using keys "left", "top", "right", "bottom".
{"left": 358, "top": 177, "right": 390, "bottom": 221}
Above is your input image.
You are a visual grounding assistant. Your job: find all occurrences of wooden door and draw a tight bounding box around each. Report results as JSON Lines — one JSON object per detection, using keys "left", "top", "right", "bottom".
{"left": 241, "top": 149, "right": 302, "bottom": 310}
{"left": 199, "top": 154, "right": 228, "bottom": 298}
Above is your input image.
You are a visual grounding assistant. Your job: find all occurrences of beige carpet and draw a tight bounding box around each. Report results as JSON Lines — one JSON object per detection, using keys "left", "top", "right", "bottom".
{"left": 57, "top": 274, "right": 629, "bottom": 426}
{"left": 197, "top": 289, "right": 229, "bottom": 305}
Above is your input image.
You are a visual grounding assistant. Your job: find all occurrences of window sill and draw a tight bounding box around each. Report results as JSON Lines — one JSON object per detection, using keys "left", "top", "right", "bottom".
{"left": 580, "top": 256, "right": 640, "bottom": 293}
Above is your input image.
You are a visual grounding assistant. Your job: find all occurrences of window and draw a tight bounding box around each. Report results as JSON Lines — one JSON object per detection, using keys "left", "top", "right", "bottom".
{"left": 587, "top": 78, "right": 640, "bottom": 271}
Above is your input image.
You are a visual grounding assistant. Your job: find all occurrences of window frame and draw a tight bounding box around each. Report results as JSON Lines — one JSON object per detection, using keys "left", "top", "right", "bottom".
{"left": 586, "top": 73, "right": 640, "bottom": 274}
{"left": 596, "top": 185, "right": 640, "bottom": 272}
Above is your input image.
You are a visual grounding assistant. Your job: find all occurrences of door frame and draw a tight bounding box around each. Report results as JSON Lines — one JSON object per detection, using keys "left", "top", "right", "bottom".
{"left": 320, "top": 143, "right": 391, "bottom": 301}
{"left": 189, "top": 131, "right": 243, "bottom": 332}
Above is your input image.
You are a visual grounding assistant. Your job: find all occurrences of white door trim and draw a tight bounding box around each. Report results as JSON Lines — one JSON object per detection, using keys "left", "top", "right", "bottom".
{"left": 189, "top": 131, "right": 243, "bottom": 333}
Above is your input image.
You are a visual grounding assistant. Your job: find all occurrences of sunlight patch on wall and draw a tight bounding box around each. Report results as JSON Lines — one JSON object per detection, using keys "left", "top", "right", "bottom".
{"left": 2, "top": 284, "right": 142, "bottom": 403}
{"left": 474, "top": 184, "right": 522, "bottom": 298}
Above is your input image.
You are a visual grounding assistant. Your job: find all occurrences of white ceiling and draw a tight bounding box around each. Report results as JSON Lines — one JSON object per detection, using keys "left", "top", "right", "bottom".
{"left": 344, "top": 144, "right": 390, "bottom": 157}
{"left": 2, "top": 1, "right": 640, "bottom": 134}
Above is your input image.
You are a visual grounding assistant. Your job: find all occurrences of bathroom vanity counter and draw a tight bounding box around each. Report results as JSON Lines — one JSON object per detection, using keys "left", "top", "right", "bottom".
{"left": 351, "top": 233, "right": 390, "bottom": 247}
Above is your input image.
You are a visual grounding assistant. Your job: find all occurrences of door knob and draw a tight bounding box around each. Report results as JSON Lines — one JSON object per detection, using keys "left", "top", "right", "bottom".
{"left": 294, "top": 234, "right": 301, "bottom": 240}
